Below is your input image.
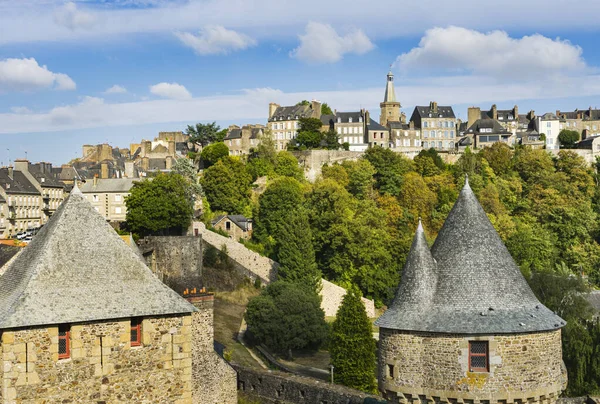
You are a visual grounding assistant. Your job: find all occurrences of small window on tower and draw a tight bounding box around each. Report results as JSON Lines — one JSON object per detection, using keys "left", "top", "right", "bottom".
{"left": 387, "top": 363, "right": 395, "bottom": 378}
{"left": 58, "top": 325, "right": 71, "bottom": 359}
{"left": 469, "top": 341, "right": 489, "bottom": 372}
{"left": 131, "top": 318, "right": 142, "bottom": 346}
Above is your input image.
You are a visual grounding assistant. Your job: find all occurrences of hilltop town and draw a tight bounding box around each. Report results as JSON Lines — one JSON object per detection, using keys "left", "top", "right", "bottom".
{"left": 0, "top": 71, "right": 600, "bottom": 404}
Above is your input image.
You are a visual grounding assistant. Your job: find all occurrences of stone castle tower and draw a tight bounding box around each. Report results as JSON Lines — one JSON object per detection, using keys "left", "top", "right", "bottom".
{"left": 380, "top": 70, "right": 401, "bottom": 126}
{"left": 376, "top": 178, "right": 567, "bottom": 403}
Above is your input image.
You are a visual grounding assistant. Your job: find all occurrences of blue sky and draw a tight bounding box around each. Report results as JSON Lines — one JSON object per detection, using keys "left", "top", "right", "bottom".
{"left": 2, "top": 0, "right": 600, "bottom": 164}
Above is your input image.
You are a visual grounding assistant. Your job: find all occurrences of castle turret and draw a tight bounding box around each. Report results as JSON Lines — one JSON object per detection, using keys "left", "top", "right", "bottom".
{"left": 376, "top": 178, "right": 567, "bottom": 403}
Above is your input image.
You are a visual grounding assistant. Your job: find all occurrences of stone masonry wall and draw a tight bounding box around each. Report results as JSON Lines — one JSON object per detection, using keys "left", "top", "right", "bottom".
{"left": 321, "top": 279, "right": 375, "bottom": 318}
{"left": 138, "top": 236, "right": 203, "bottom": 294}
{"left": 379, "top": 328, "right": 565, "bottom": 403}
{"left": 1, "top": 315, "right": 193, "bottom": 403}
{"left": 187, "top": 295, "right": 237, "bottom": 404}
{"left": 233, "top": 364, "right": 383, "bottom": 404}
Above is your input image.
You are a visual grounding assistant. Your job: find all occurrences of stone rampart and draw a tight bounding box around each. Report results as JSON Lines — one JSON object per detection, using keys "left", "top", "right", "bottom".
{"left": 233, "top": 364, "right": 383, "bottom": 404}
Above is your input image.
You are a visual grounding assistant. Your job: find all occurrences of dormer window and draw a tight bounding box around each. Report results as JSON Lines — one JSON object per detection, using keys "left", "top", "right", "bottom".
{"left": 508, "top": 115, "right": 514, "bottom": 120}
{"left": 295, "top": 115, "right": 299, "bottom": 119}
{"left": 337, "top": 117, "right": 341, "bottom": 123}
{"left": 349, "top": 117, "right": 353, "bottom": 123}
{"left": 429, "top": 113, "right": 432, "bottom": 117}
{"left": 498, "top": 116, "right": 504, "bottom": 120}
{"left": 359, "top": 117, "right": 363, "bottom": 123}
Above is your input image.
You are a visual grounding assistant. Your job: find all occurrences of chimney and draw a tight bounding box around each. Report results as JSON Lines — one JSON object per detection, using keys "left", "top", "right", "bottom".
{"left": 93, "top": 174, "right": 98, "bottom": 186}
{"left": 365, "top": 110, "right": 371, "bottom": 125}
{"left": 14, "top": 159, "right": 29, "bottom": 173}
{"left": 467, "top": 107, "right": 481, "bottom": 128}
{"left": 582, "top": 129, "right": 589, "bottom": 141}
{"left": 101, "top": 162, "right": 109, "bottom": 179}
{"left": 513, "top": 105, "right": 519, "bottom": 118}
{"left": 7, "top": 166, "right": 13, "bottom": 179}
{"left": 590, "top": 106, "right": 593, "bottom": 119}
{"left": 491, "top": 104, "right": 498, "bottom": 120}
{"left": 168, "top": 141, "right": 176, "bottom": 156}
{"left": 430, "top": 101, "right": 438, "bottom": 114}
{"left": 556, "top": 110, "right": 561, "bottom": 117}
{"left": 409, "top": 121, "right": 415, "bottom": 129}
{"left": 311, "top": 99, "right": 322, "bottom": 118}
{"left": 268, "top": 103, "right": 279, "bottom": 119}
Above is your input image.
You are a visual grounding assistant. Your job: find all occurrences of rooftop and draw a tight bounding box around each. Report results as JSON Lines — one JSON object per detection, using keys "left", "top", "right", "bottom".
{"left": 80, "top": 178, "right": 138, "bottom": 193}
{"left": 0, "top": 169, "right": 39, "bottom": 195}
{"left": 0, "top": 188, "right": 195, "bottom": 329}
{"left": 375, "top": 178, "right": 565, "bottom": 334}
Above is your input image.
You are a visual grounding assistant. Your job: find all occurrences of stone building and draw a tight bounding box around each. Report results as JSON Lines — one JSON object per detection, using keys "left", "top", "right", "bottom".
{"left": 556, "top": 107, "right": 600, "bottom": 137}
{"left": 80, "top": 177, "right": 137, "bottom": 222}
{"left": 267, "top": 100, "right": 322, "bottom": 150}
{"left": 13, "top": 160, "right": 64, "bottom": 225}
{"left": 224, "top": 124, "right": 265, "bottom": 156}
{"left": 409, "top": 102, "right": 457, "bottom": 151}
{"left": 463, "top": 118, "right": 513, "bottom": 149}
{"left": 0, "top": 167, "right": 42, "bottom": 239}
{"left": 367, "top": 118, "right": 391, "bottom": 148}
{"left": 389, "top": 121, "right": 422, "bottom": 151}
{"left": 376, "top": 178, "right": 567, "bottom": 403}
{"left": 0, "top": 184, "right": 236, "bottom": 403}
{"left": 469, "top": 105, "right": 520, "bottom": 134}
{"left": 211, "top": 214, "right": 253, "bottom": 241}
{"left": 323, "top": 111, "right": 369, "bottom": 151}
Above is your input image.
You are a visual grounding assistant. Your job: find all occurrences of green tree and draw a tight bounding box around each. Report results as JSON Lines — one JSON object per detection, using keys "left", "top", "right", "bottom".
{"left": 323, "top": 130, "right": 341, "bottom": 150}
{"left": 201, "top": 157, "right": 252, "bottom": 214}
{"left": 330, "top": 287, "right": 377, "bottom": 393}
{"left": 342, "top": 160, "right": 376, "bottom": 199}
{"left": 245, "top": 281, "right": 328, "bottom": 358}
{"left": 363, "top": 147, "right": 415, "bottom": 197}
{"left": 298, "top": 117, "right": 323, "bottom": 133}
{"left": 321, "top": 103, "right": 333, "bottom": 115}
{"left": 200, "top": 142, "right": 230, "bottom": 168}
{"left": 480, "top": 142, "right": 513, "bottom": 176}
{"left": 125, "top": 173, "right": 194, "bottom": 236}
{"left": 172, "top": 158, "right": 203, "bottom": 203}
{"left": 558, "top": 129, "right": 580, "bottom": 149}
{"left": 185, "top": 122, "right": 227, "bottom": 146}
{"left": 275, "top": 208, "right": 321, "bottom": 291}
{"left": 296, "top": 130, "right": 323, "bottom": 149}
{"left": 274, "top": 151, "right": 303, "bottom": 180}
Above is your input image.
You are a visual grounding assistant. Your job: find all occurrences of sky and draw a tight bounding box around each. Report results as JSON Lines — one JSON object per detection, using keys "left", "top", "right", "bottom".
{"left": 2, "top": 0, "right": 600, "bottom": 164}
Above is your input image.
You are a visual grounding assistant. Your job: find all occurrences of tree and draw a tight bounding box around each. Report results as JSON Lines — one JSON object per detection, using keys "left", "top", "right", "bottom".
{"left": 125, "top": 173, "right": 194, "bottom": 237}
{"left": 330, "top": 287, "right": 377, "bottom": 393}
{"left": 248, "top": 130, "right": 277, "bottom": 179}
{"left": 558, "top": 129, "right": 580, "bottom": 149}
{"left": 275, "top": 208, "right": 321, "bottom": 292}
{"left": 296, "top": 130, "right": 323, "bottom": 149}
{"left": 274, "top": 151, "right": 303, "bottom": 180}
{"left": 245, "top": 281, "right": 328, "bottom": 358}
{"left": 321, "top": 103, "right": 333, "bottom": 115}
{"left": 342, "top": 160, "right": 376, "bottom": 199}
{"left": 480, "top": 142, "right": 513, "bottom": 176}
{"left": 201, "top": 157, "right": 252, "bottom": 214}
{"left": 172, "top": 157, "right": 203, "bottom": 205}
{"left": 185, "top": 122, "right": 227, "bottom": 147}
{"left": 323, "top": 130, "right": 341, "bottom": 150}
{"left": 200, "top": 142, "right": 229, "bottom": 168}
{"left": 363, "top": 147, "right": 414, "bottom": 197}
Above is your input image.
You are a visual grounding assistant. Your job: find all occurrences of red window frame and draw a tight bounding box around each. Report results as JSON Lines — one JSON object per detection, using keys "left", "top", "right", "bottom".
{"left": 58, "top": 325, "right": 70, "bottom": 359}
{"left": 130, "top": 318, "right": 142, "bottom": 347}
{"left": 468, "top": 341, "right": 489, "bottom": 372}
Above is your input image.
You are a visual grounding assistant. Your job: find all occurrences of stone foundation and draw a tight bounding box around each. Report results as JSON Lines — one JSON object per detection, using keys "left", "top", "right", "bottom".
{"left": 378, "top": 329, "right": 566, "bottom": 403}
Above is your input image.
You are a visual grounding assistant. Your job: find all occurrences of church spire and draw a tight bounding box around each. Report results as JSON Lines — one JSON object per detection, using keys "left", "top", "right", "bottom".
{"left": 383, "top": 70, "right": 397, "bottom": 103}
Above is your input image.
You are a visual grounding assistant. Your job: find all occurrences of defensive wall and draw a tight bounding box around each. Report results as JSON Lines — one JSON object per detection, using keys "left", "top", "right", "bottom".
{"left": 233, "top": 364, "right": 385, "bottom": 404}
{"left": 196, "top": 223, "right": 376, "bottom": 317}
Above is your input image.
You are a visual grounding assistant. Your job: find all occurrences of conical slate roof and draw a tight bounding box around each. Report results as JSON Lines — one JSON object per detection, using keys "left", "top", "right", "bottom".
{"left": 383, "top": 71, "right": 397, "bottom": 103}
{"left": 0, "top": 186, "right": 195, "bottom": 329}
{"left": 376, "top": 179, "right": 565, "bottom": 334}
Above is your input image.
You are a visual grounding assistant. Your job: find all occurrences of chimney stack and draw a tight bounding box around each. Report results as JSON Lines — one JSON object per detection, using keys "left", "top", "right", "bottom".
{"left": 513, "top": 105, "right": 519, "bottom": 119}
{"left": 14, "top": 159, "right": 29, "bottom": 173}
{"left": 7, "top": 166, "right": 13, "bottom": 179}
{"left": 491, "top": 104, "right": 498, "bottom": 120}
{"left": 101, "top": 162, "right": 109, "bottom": 179}
{"left": 467, "top": 107, "right": 481, "bottom": 129}
{"left": 268, "top": 103, "right": 279, "bottom": 119}
{"left": 311, "top": 99, "right": 322, "bottom": 119}
{"left": 430, "top": 101, "right": 438, "bottom": 114}
{"left": 93, "top": 174, "right": 98, "bottom": 186}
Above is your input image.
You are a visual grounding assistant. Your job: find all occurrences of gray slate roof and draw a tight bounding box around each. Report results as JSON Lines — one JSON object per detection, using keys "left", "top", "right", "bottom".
{"left": 0, "top": 169, "right": 40, "bottom": 195}
{"left": 212, "top": 214, "right": 252, "bottom": 231}
{"left": 269, "top": 104, "right": 314, "bottom": 122}
{"left": 376, "top": 179, "right": 565, "bottom": 334}
{"left": 80, "top": 178, "right": 137, "bottom": 193}
{"left": 465, "top": 118, "right": 511, "bottom": 135}
{"left": 412, "top": 105, "right": 456, "bottom": 119}
{"left": 0, "top": 188, "right": 195, "bottom": 329}
{"left": 367, "top": 118, "right": 389, "bottom": 132}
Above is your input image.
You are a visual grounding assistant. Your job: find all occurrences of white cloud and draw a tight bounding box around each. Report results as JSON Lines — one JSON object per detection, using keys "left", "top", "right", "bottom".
{"left": 149, "top": 82, "right": 192, "bottom": 100}
{"left": 53, "top": 2, "right": 96, "bottom": 30}
{"left": 291, "top": 22, "right": 374, "bottom": 63}
{"left": 396, "top": 26, "right": 587, "bottom": 80}
{"left": 104, "top": 84, "right": 127, "bottom": 94}
{"left": 0, "top": 58, "right": 76, "bottom": 92}
{"left": 10, "top": 106, "right": 32, "bottom": 114}
{"left": 175, "top": 26, "right": 256, "bottom": 55}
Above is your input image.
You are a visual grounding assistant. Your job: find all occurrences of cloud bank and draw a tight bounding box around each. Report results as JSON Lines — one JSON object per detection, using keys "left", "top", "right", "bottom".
{"left": 0, "top": 58, "right": 76, "bottom": 92}
{"left": 176, "top": 26, "right": 257, "bottom": 55}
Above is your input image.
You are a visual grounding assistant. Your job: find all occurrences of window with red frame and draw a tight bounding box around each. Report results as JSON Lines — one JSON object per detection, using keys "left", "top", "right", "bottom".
{"left": 131, "top": 318, "right": 142, "bottom": 346}
{"left": 469, "top": 341, "right": 488, "bottom": 372}
{"left": 58, "top": 325, "right": 70, "bottom": 359}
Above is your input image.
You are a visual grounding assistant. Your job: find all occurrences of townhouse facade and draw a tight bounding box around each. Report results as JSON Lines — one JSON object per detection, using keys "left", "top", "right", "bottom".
{"left": 409, "top": 102, "right": 457, "bottom": 151}
{"left": 321, "top": 111, "right": 369, "bottom": 151}
{"left": 80, "top": 177, "right": 137, "bottom": 222}
{"left": 267, "top": 100, "right": 321, "bottom": 150}
{"left": 557, "top": 107, "right": 600, "bottom": 138}
{"left": 0, "top": 167, "right": 43, "bottom": 238}
{"left": 224, "top": 124, "right": 265, "bottom": 156}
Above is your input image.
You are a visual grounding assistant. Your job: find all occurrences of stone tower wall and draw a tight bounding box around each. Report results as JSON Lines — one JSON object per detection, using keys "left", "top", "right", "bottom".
{"left": 187, "top": 294, "right": 237, "bottom": 404}
{"left": 380, "top": 101, "right": 401, "bottom": 127}
{"left": 1, "top": 315, "right": 193, "bottom": 403}
{"left": 378, "top": 328, "right": 565, "bottom": 403}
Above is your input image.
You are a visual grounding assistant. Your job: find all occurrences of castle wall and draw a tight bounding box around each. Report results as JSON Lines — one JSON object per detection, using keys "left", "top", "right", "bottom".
{"left": 1, "top": 315, "right": 193, "bottom": 403}
{"left": 378, "top": 328, "right": 565, "bottom": 403}
{"left": 188, "top": 295, "right": 237, "bottom": 404}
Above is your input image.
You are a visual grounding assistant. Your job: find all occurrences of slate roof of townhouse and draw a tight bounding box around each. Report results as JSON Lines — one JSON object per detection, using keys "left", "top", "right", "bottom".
{"left": 367, "top": 119, "right": 389, "bottom": 132}
{"left": 224, "top": 129, "right": 242, "bottom": 140}
{"left": 376, "top": 178, "right": 566, "bottom": 334}
{"left": 577, "top": 135, "right": 600, "bottom": 149}
{"left": 0, "top": 185, "right": 195, "bottom": 329}
{"left": 412, "top": 105, "right": 456, "bottom": 119}
{"left": 28, "top": 165, "right": 64, "bottom": 189}
{"left": 333, "top": 112, "right": 365, "bottom": 124}
{"left": 481, "top": 107, "right": 518, "bottom": 121}
{"left": 465, "top": 118, "right": 511, "bottom": 135}
{"left": 0, "top": 169, "right": 39, "bottom": 195}
{"left": 558, "top": 108, "right": 600, "bottom": 120}
{"left": 269, "top": 104, "right": 315, "bottom": 122}
{"left": 79, "top": 178, "right": 138, "bottom": 194}
{"left": 212, "top": 215, "right": 252, "bottom": 231}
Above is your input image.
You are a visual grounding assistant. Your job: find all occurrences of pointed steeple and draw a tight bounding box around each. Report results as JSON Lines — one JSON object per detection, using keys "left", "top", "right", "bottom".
{"left": 383, "top": 70, "right": 397, "bottom": 103}
{"left": 375, "top": 181, "right": 565, "bottom": 334}
{"left": 375, "top": 219, "right": 436, "bottom": 329}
